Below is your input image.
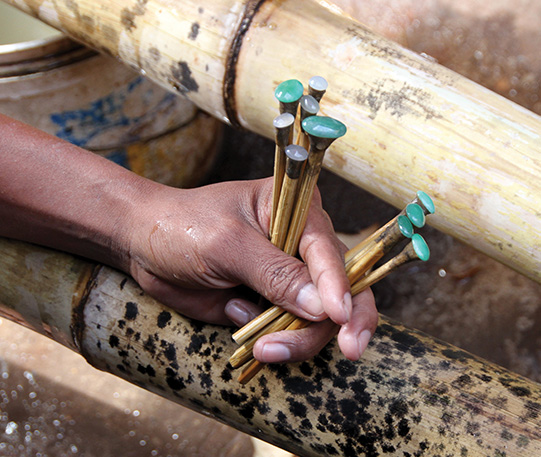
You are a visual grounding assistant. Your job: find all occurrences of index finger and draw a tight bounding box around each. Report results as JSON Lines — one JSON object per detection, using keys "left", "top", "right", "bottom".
{"left": 298, "top": 191, "right": 352, "bottom": 326}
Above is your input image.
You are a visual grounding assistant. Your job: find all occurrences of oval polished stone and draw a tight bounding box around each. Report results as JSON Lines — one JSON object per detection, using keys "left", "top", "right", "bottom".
{"left": 273, "top": 112, "right": 295, "bottom": 129}
{"left": 274, "top": 79, "right": 304, "bottom": 103}
{"left": 417, "top": 190, "right": 435, "bottom": 214}
{"left": 406, "top": 203, "right": 426, "bottom": 228}
{"left": 300, "top": 94, "right": 319, "bottom": 115}
{"left": 309, "top": 75, "right": 328, "bottom": 92}
{"left": 285, "top": 144, "right": 309, "bottom": 162}
{"left": 302, "top": 116, "right": 347, "bottom": 139}
{"left": 397, "top": 215, "right": 414, "bottom": 238}
{"left": 412, "top": 233, "right": 430, "bottom": 261}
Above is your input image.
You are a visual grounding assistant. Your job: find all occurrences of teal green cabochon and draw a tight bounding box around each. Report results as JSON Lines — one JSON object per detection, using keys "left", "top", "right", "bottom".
{"left": 406, "top": 203, "right": 426, "bottom": 228}
{"left": 412, "top": 233, "right": 430, "bottom": 261}
{"left": 275, "top": 79, "right": 304, "bottom": 103}
{"left": 302, "top": 116, "right": 347, "bottom": 139}
{"left": 397, "top": 215, "right": 414, "bottom": 238}
{"left": 417, "top": 190, "right": 435, "bottom": 214}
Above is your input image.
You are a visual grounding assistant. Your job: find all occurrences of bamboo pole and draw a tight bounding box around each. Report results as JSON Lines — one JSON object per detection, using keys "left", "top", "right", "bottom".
{"left": 0, "top": 237, "right": 539, "bottom": 456}
{"left": 3, "top": 0, "right": 540, "bottom": 283}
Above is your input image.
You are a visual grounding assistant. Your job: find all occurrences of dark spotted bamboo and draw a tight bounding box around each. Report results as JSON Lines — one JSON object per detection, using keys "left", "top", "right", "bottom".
{"left": 0, "top": 237, "right": 539, "bottom": 457}
{"left": 2, "top": 0, "right": 541, "bottom": 285}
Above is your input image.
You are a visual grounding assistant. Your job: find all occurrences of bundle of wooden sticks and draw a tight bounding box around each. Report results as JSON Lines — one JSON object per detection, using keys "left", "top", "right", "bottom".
{"left": 229, "top": 77, "right": 435, "bottom": 384}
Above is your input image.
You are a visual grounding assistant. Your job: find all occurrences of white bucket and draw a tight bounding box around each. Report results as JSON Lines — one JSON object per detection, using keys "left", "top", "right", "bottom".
{"left": 0, "top": 3, "right": 221, "bottom": 187}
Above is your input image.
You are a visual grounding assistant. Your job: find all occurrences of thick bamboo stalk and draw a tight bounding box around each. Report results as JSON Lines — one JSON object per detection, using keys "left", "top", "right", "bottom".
{"left": 3, "top": 0, "right": 540, "bottom": 283}
{"left": 0, "top": 237, "right": 539, "bottom": 457}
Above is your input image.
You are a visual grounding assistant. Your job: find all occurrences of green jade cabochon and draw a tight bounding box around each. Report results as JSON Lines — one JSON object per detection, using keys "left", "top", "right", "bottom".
{"left": 275, "top": 79, "right": 304, "bottom": 103}
{"left": 412, "top": 233, "right": 430, "bottom": 261}
{"left": 417, "top": 190, "right": 435, "bottom": 214}
{"left": 406, "top": 203, "right": 426, "bottom": 228}
{"left": 397, "top": 215, "right": 414, "bottom": 238}
{"left": 302, "top": 116, "right": 347, "bottom": 139}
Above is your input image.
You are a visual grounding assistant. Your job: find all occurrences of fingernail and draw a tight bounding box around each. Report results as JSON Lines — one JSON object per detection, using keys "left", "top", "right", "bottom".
{"left": 260, "top": 343, "right": 291, "bottom": 362}
{"left": 341, "top": 292, "right": 352, "bottom": 323}
{"left": 358, "top": 329, "right": 372, "bottom": 357}
{"left": 225, "top": 301, "right": 250, "bottom": 326}
{"left": 296, "top": 283, "right": 324, "bottom": 317}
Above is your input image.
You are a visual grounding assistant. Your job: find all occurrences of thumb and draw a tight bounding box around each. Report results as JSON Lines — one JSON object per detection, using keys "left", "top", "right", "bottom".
{"left": 220, "top": 229, "right": 327, "bottom": 322}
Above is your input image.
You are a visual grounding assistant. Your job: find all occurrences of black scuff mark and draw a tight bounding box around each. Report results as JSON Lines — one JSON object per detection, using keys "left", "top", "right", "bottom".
{"left": 188, "top": 22, "right": 200, "bottom": 40}
{"left": 165, "top": 367, "right": 186, "bottom": 391}
{"left": 125, "top": 302, "right": 138, "bottom": 320}
{"left": 120, "top": 0, "right": 149, "bottom": 32}
{"left": 170, "top": 61, "right": 199, "bottom": 95}
{"left": 157, "top": 310, "right": 172, "bottom": 328}
{"left": 143, "top": 335, "right": 157, "bottom": 355}
{"left": 109, "top": 335, "right": 120, "bottom": 348}
{"left": 186, "top": 333, "right": 207, "bottom": 355}
{"left": 148, "top": 47, "right": 161, "bottom": 62}
{"left": 137, "top": 363, "right": 156, "bottom": 377}
{"left": 286, "top": 397, "right": 307, "bottom": 418}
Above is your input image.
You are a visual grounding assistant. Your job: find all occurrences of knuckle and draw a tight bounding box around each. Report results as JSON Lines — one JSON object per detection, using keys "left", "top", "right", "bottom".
{"left": 259, "top": 256, "right": 307, "bottom": 305}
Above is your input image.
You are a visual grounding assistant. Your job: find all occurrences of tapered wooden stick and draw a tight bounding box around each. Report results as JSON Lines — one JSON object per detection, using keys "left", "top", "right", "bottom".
{"left": 294, "top": 94, "right": 319, "bottom": 150}
{"left": 308, "top": 75, "right": 328, "bottom": 103}
{"left": 270, "top": 112, "right": 295, "bottom": 238}
{"left": 345, "top": 194, "right": 433, "bottom": 270}
{"left": 235, "top": 116, "right": 347, "bottom": 381}
{"left": 346, "top": 214, "right": 414, "bottom": 285}
{"left": 284, "top": 116, "right": 347, "bottom": 256}
{"left": 232, "top": 305, "right": 285, "bottom": 345}
{"left": 351, "top": 233, "right": 430, "bottom": 295}
{"left": 271, "top": 144, "right": 309, "bottom": 249}
{"left": 230, "top": 312, "right": 297, "bottom": 368}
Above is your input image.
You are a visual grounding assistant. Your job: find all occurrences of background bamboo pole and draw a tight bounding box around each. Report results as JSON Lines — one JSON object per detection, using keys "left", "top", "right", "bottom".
{"left": 0, "top": 237, "right": 539, "bottom": 456}
{"left": 2, "top": 0, "right": 540, "bottom": 284}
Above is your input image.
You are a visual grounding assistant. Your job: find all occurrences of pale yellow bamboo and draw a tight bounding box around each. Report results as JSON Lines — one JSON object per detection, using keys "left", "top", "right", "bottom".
{"left": 232, "top": 305, "right": 285, "bottom": 345}
{"left": 1, "top": 237, "right": 539, "bottom": 457}
{"left": 7, "top": 0, "right": 532, "bottom": 281}
{"left": 229, "top": 312, "right": 296, "bottom": 368}
{"left": 232, "top": 306, "right": 285, "bottom": 347}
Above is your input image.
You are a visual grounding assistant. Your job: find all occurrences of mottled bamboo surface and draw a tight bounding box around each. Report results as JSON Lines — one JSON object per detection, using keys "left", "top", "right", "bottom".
{"left": 3, "top": 0, "right": 541, "bottom": 286}
{"left": 0, "top": 238, "right": 539, "bottom": 457}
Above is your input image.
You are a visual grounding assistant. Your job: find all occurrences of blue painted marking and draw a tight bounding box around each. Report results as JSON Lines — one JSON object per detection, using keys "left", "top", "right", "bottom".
{"left": 50, "top": 76, "right": 177, "bottom": 148}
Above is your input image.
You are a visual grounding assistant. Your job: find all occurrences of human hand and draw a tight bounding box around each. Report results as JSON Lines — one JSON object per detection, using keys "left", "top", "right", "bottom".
{"left": 127, "top": 178, "right": 378, "bottom": 363}
{"left": 0, "top": 113, "right": 376, "bottom": 364}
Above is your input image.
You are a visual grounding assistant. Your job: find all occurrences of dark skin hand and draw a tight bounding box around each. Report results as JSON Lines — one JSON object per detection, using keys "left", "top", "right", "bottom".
{"left": 0, "top": 113, "right": 378, "bottom": 363}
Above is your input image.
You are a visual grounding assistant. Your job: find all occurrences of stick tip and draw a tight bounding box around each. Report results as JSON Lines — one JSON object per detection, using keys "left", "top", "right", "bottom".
{"left": 273, "top": 112, "right": 295, "bottom": 129}
{"left": 416, "top": 190, "right": 435, "bottom": 214}
{"left": 308, "top": 75, "right": 328, "bottom": 92}
{"left": 302, "top": 116, "right": 347, "bottom": 139}
{"left": 397, "top": 214, "right": 414, "bottom": 238}
{"left": 300, "top": 94, "right": 319, "bottom": 116}
{"left": 285, "top": 144, "right": 309, "bottom": 162}
{"left": 275, "top": 79, "right": 304, "bottom": 103}
{"left": 412, "top": 233, "right": 430, "bottom": 261}
{"left": 406, "top": 203, "right": 426, "bottom": 228}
